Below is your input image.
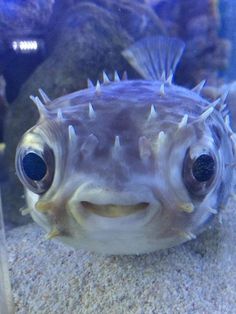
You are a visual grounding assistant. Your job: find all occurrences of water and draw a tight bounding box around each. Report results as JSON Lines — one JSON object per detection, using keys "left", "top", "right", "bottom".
{"left": 1, "top": 0, "right": 236, "bottom": 312}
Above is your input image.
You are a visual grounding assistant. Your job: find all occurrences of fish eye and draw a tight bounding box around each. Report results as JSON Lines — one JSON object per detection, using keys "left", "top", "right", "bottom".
{"left": 22, "top": 153, "right": 47, "bottom": 181}
{"left": 183, "top": 149, "right": 216, "bottom": 197}
{"left": 192, "top": 154, "right": 215, "bottom": 182}
{"left": 16, "top": 145, "right": 55, "bottom": 194}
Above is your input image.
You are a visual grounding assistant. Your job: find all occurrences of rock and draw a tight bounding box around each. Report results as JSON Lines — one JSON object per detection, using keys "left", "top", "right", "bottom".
{"left": 152, "top": 0, "right": 231, "bottom": 86}
{"left": 0, "top": 0, "right": 55, "bottom": 38}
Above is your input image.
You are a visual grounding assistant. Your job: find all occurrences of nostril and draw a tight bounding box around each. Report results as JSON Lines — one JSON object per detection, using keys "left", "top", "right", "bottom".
{"left": 81, "top": 201, "right": 93, "bottom": 209}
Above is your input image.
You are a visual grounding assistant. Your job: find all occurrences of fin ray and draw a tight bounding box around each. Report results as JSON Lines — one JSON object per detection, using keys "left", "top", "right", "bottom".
{"left": 122, "top": 36, "right": 185, "bottom": 81}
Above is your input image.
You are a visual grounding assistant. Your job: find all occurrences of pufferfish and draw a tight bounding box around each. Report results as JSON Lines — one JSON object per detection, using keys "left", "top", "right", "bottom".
{"left": 15, "top": 36, "right": 235, "bottom": 255}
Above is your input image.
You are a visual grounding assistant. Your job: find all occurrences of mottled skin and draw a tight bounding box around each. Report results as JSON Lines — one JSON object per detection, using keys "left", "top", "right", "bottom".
{"left": 16, "top": 37, "right": 235, "bottom": 254}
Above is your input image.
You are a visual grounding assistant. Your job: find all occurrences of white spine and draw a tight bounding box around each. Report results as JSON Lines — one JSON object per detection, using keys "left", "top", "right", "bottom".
{"left": 102, "top": 71, "right": 110, "bottom": 84}
{"left": 199, "top": 106, "right": 214, "bottom": 121}
{"left": 114, "top": 71, "right": 120, "bottom": 82}
{"left": 178, "top": 114, "right": 188, "bottom": 129}
{"left": 191, "top": 80, "right": 206, "bottom": 94}
{"left": 89, "top": 102, "right": 96, "bottom": 119}
{"left": 160, "top": 83, "right": 165, "bottom": 95}
{"left": 95, "top": 80, "right": 101, "bottom": 93}
{"left": 147, "top": 105, "right": 157, "bottom": 121}
{"left": 38, "top": 88, "right": 51, "bottom": 104}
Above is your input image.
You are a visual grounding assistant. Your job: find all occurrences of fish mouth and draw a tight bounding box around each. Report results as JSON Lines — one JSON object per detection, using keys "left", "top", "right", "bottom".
{"left": 80, "top": 201, "right": 149, "bottom": 217}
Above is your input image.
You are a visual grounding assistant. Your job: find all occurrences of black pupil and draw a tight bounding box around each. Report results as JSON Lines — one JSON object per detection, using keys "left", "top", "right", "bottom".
{"left": 192, "top": 154, "right": 215, "bottom": 182}
{"left": 22, "top": 153, "right": 47, "bottom": 181}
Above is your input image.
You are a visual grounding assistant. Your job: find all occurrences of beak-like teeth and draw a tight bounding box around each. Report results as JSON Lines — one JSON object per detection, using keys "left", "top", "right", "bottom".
{"left": 80, "top": 201, "right": 149, "bottom": 217}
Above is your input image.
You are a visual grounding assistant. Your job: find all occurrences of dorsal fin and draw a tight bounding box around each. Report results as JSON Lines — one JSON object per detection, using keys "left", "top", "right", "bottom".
{"left": 122, "top": 36, "right": 185, "bottom": 81}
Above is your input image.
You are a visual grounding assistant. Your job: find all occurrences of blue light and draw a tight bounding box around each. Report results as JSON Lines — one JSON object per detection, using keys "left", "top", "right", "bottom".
{"left": 11, "top": 40, "right": 39, "bottom": 53}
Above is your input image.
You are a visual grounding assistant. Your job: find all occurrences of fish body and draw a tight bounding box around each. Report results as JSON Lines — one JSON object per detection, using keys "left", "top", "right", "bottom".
{"left": 15, "top": 37, "right": 235, "bottom": 254}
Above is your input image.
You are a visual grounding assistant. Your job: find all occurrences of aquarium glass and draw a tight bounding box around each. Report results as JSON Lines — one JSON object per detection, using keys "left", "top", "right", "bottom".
{"left": 0, "top": 1, "right": 236, "bottom": 313}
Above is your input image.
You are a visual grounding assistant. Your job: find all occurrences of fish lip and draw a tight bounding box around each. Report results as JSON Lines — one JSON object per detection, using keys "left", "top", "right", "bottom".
{"left": 80, "top": 201, "right": 150, "bottom": 217}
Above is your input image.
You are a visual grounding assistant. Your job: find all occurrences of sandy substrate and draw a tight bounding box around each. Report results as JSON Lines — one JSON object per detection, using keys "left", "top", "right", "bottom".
{"left": 6, "top": 200, "right": 236, "bottom": 314}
